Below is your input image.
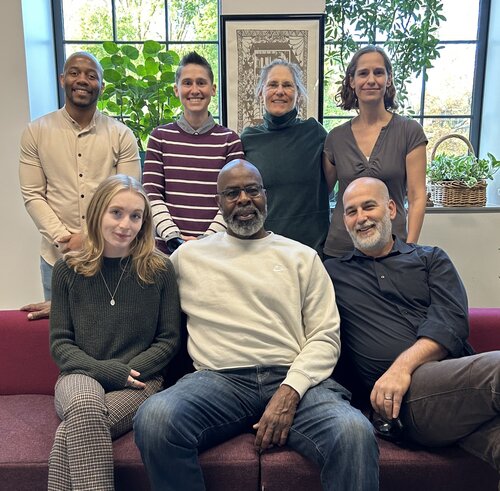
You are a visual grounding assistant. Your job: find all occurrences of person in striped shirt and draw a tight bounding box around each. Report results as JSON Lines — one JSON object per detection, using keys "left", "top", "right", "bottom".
{"left": 142, "top": 52, "right": 244, "bottom": 254}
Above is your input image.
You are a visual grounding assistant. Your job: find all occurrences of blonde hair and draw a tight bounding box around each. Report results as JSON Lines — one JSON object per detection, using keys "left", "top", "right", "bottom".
{"left": 66, "top": 174, "right": 166, "bottom": 283}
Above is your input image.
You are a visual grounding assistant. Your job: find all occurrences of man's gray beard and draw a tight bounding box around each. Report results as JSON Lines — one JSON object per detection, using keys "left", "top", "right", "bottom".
{"left": 225, "top": 205, "right": 267, "bottom": 237}
{"left": 349, "top": 213, "right": 392, "bottom": 253}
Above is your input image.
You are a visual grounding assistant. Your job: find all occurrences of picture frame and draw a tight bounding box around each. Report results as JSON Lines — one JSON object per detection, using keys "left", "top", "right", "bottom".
{"left": 220, "top": 14, "right": 325, "bottom": 133}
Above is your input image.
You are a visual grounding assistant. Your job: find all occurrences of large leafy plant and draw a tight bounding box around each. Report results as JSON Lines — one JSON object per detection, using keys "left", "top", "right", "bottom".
{"left": 427, "top": 153, "right": 500, "bottom": 187}
{"left": 324, "top": 0, "right": 445, "bottom": 109}
{"left": 98, "top": 40, "right": 182, "bottom": 152}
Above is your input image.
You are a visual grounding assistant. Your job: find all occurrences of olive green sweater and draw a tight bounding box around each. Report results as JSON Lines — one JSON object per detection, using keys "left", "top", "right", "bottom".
{"left": 50, "top": 256, "right": 181, "bottom": 391}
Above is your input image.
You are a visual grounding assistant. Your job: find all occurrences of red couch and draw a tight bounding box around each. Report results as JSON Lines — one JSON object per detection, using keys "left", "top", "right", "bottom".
{"left": 1, "top": 308, "right": 498, "bottom": 490}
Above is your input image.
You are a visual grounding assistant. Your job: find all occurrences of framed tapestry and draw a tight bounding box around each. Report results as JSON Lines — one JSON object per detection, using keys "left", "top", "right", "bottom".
{"left": 220, "top": 14, "right": 325, "bottom": 133}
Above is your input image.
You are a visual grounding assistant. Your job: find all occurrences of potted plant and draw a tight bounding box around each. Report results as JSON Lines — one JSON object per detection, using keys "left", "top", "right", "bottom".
{"left": 98, "top": 40, "right": 182, "bottom": 153}
{"left": 427, "top": 133, "right": 500, "bottom": 207}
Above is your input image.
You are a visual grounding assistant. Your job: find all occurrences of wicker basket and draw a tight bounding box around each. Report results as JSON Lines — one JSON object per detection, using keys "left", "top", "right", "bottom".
{"left": 427, "top": 133, "right": 487, "bottom": 207}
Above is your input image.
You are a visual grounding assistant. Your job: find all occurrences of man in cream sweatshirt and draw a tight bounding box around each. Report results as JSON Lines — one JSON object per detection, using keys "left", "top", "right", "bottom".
{"left": 134, "top": 159, "right": 379, "bottom": 491}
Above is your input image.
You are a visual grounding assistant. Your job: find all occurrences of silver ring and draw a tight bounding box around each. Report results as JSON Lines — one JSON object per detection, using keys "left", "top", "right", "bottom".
{"left": 131, "top": 379, "right": 136, "bottom": 385}
{"left": 384, "top": 395, "right": 393, "bottom": 401}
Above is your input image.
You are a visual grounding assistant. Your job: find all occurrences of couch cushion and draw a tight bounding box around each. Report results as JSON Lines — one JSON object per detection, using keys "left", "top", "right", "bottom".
{"left": 0, "top": 394, "right": 259, "bottom": 491}
{"left": 1, "top": 311, "right": 58, "bottom": 395}
{"left": 259, "top": 438, "right": 499, "bottom": 491}
{"left": 0, "top": 394, "right": 58, "bottom": 491}
{"left": 113, "top": 432, "right": 259, "bottom": 491}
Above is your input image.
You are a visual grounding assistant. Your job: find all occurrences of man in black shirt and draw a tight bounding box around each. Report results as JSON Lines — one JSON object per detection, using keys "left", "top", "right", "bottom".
{"left": 325, "top": 176, "right": 499, "bottom": 473}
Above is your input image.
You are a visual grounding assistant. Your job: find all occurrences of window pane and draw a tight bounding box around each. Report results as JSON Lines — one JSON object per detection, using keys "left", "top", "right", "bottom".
{"left": 402, "top": 73, "right": 423, "bottom": 115}
{"left": 64, "top": 43, "right": 108, "bottom": 63}
{"left": 424, "top": 118, "right": 471, "bottom": 161}
{"left": 424, "top": 44, "right": 475, "bottom": 116}
{"left": 323, "top": 118, "right": 351, "bottom": 133}
{"left": 115, "top": 0, "right": 166, "bottom": 41}
{"left": 171, "top": 43, "right": 219, "bottom": 117}
{"left": 438, "top": 0, "right": 479, "bottom": 41}
{"left": 62, "top": 0, "right": 112, "bottom": 40}
{"left": 168, "top": 0, "right": 218, "bottom": 41}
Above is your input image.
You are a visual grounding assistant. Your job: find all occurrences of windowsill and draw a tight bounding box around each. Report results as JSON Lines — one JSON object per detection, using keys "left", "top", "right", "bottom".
{"left": 425, "top": 204, "right": 500, "bottom": 213}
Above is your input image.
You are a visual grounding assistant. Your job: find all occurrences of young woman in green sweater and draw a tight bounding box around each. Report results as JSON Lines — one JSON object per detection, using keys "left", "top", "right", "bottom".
{"left": 48, "top": 174, "right": 180, "bottom": 491}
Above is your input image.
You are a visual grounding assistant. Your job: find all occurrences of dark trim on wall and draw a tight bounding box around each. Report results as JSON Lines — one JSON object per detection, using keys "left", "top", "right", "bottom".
{"left": 472, "top": 0, "right": 491, "bottom": 154}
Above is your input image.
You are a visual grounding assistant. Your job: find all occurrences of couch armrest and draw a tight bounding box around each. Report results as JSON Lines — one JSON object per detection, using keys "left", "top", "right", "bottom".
{"left": 468, "top": 308, "right": 500, "bottom": 353}
{"left": 0, "top": 310, "right": 58, "bottom": 395}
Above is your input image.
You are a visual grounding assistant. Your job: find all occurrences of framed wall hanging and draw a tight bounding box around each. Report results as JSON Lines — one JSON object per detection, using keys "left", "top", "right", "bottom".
{"left": 220, "top": 14, "right": 325, "bottom": 133}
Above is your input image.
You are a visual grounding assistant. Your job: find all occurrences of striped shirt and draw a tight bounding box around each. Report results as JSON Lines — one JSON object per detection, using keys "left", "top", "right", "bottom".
{"left": 143, "top": 120, "right": 244, "bottom": 243}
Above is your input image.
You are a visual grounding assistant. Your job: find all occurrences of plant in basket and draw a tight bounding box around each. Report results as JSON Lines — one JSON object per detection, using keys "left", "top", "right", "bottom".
{"left": 427, "top": 133, "right": 500, "bottom": 207}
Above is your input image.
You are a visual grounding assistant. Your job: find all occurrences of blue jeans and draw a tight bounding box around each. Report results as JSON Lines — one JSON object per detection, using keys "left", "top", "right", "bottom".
{"left": 40, "top": 256, "right": 53, "bottom": 300}
{"left": 134, "top": 366, "right": 379, "bottom": 491}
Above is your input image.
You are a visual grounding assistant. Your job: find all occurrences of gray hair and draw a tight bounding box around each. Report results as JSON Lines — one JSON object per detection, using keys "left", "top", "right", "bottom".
{"left": 255, "top": 59, "right": 307, "bottom": 100}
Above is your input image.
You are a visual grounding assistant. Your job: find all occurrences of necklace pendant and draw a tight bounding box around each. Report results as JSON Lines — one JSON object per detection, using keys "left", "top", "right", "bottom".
{"left": 110, "top": 299, "right": 115, "bottom": 306}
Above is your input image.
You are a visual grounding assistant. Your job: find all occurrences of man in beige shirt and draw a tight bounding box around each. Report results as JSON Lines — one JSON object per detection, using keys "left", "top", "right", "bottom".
{"left": 19, "top": 51, "right": 140, "bottom": 319}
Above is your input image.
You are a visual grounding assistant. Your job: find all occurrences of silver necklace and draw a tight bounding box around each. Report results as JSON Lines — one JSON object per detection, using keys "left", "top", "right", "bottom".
{"left": 99, "top": 256, "right": 130, "bottom": 306}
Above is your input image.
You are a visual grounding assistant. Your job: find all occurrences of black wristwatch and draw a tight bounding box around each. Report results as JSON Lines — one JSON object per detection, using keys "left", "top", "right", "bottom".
{"left": 165, "top": 237, "right": 185, "bottom": 254}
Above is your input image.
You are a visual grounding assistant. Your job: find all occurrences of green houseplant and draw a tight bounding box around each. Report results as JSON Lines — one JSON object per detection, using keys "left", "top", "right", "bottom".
{"left": 426, "top": 133, "right": 500, "bottom": 206}
{"left": 324, "top": 0, "right": 445, "bottom": 109}
{"left": 98, "top": 40, "right": 182, "bottom": 152}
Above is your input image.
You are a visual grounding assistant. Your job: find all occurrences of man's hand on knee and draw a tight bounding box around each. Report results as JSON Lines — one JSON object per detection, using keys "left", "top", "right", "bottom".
{"left": 20, "top": 300, "right": 51, "bottom": 320}
{"left": 370, "top": 369, "right": 411, "bottom": 420}
{"left": 253, "top": 384, "right": 300, "bottom": 452}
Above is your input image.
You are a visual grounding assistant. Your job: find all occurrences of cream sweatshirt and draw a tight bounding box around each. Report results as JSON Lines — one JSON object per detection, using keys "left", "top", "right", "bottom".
{"left": 170, "top": 232, "right": 340, "bottom": 398}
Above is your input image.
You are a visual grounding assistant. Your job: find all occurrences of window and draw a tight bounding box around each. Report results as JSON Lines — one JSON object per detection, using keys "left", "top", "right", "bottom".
{"left": 53, "top": 0, "right": 489, "bottom": 158}
{"left": 52, "top": 0, "right": 220, "bottom": 119}
{"left": 322, "top": 0, "right": 488, "bottom": 158}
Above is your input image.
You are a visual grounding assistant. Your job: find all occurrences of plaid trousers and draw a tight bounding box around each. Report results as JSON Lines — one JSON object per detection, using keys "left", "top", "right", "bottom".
{"left": 48, "top": 373, "right": 163, "bottom": 491}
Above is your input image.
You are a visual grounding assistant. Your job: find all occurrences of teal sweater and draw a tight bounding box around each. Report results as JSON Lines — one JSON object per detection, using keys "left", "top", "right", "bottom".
{"left": 241, "top": 109, "right": 329, "bottom": 254}
{"left": 50, "top": 256, "right": 181, "bottom": 391}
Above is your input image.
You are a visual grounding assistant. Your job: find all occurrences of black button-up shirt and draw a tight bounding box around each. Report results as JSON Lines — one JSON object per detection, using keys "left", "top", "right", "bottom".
{"left": 325, "top": 237, "right": 474, "bottom": 388}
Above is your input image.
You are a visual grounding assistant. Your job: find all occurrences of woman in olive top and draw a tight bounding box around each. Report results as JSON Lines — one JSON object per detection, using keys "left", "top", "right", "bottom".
{"left": 241, "top": 59, "right": 330, "bottom": 256}
{"left": 323, "top": 45, "right": 428, "bottom": 258}
{"left": 48, "top": 174, "right": 180, "bottom": 491}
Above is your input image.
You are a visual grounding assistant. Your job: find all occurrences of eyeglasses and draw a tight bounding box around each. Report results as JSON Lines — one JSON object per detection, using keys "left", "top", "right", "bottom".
{"left": 217, "top": 185, "right": 264, "bottom": 202}
{"left": 265, "top": 81, "right": 296, "bottom": 93}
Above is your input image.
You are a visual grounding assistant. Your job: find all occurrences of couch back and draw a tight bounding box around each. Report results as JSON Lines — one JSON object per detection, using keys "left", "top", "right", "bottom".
{"left": 1, "top": 308, "right": 499, "bottom": 396}
{"left": 1, "top": 310, "right": 56, "bottom": 395}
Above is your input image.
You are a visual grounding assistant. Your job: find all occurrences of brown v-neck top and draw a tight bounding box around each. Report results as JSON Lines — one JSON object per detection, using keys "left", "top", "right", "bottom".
{"left": 323, "top": 113, "right": 427, "bottom": 257}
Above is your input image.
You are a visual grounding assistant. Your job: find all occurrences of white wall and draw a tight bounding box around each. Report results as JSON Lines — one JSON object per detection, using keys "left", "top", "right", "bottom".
{"left": 420, "top": 211, "right": 500, "bottom": 307}
{"left": 221, "top": 0, "right": 325, "bottom": 14}
{"left": 0, "top": 0, "right": 44, "bottom": 309}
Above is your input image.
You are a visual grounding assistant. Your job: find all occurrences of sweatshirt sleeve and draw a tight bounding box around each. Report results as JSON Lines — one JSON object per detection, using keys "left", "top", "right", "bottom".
{"left": 282, "top": 254, "right": 341, "bottom": 398}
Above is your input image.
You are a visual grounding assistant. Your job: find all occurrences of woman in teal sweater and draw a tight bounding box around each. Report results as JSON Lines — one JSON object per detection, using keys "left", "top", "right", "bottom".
{"left": 241, "top": 59, "right": 330, "bottom": 256}
{"left": 48, "top": 175, "right": 180, "bottom": 491}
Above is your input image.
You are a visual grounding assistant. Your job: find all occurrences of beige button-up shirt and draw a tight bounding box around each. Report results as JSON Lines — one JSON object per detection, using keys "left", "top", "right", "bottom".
{"left": 19, "top": 107, "right": 141, "bottom": 265}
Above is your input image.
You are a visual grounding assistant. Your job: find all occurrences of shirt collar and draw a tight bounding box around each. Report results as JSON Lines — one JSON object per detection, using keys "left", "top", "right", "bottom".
{"left": 62, "top": 106, "right": 98, "bottom": 132}
{"left": 177, "top": 113, "right": 216, "bottom": 135}
{"left": 340, "top": 235, "right": 415, "bottom": 262}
